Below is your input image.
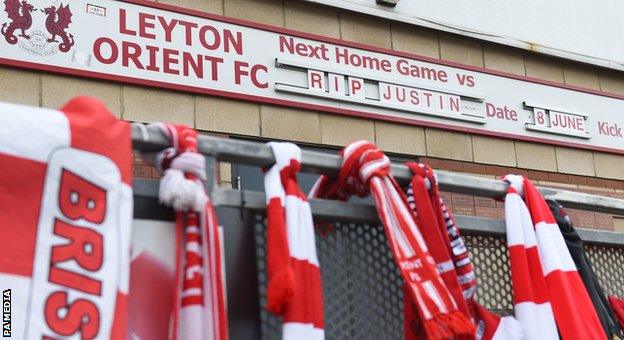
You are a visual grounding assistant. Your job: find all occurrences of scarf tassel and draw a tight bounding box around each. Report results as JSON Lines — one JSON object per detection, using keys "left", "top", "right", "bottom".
{"left": 159, "top": 168, "right": 206, "bottom": 212}
{"left": 266, "top": 266, "right": 296, "bottom": 314}
{"left": 425, "top": 310, "right": 476, "bottom": 339}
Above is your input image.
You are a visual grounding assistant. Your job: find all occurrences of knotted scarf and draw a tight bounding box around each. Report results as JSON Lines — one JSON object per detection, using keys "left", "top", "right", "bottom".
{"left": 264, "top": 142, "right": 324, "bottom": 339}
{"left": 407, "top": 163, "right": 522, "bottom": 340}
{"left": 155, "top": 124, "right": 228, "bottom": 340}
{"left": 309, "top": 141, "right": 474, "bottom": 339}
{"left": 504, "top": 175, "right": 605, "bottom": 340}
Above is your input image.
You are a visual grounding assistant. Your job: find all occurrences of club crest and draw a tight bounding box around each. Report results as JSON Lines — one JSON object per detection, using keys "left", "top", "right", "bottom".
{"left": 1, "top": 0, "right": 75, "bottom": 56}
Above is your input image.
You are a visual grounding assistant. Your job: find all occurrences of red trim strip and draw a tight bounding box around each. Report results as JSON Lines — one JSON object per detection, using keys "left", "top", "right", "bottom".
{"left": 2, "top": 0, "right": 624, "bottom": 155}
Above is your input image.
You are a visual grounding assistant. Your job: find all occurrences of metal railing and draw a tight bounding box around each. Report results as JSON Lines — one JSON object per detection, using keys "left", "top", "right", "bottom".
{"left": 131, "top": 123, "right": 624, "bottom": 339}
{"left": 131, "top": 123, "right": 624, "bottom": 246}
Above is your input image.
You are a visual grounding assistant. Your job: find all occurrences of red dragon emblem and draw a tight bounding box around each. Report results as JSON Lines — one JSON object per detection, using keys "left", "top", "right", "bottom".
{"left": 1, "top": 0, "right": 35, "bottom": 45}
{"left": 42, "top": 3, "right": 74, "bottom": 53}
{"left": 1, "top": 0, "right": 74, "bottom": 54}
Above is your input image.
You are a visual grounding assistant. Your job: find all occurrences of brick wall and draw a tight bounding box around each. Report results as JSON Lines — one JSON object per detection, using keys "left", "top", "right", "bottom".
{"left": 131, "top": 133, "right": 232, "bottom": 188}
{"left": 2, "top": 0, "right": 624, "bottom": 230}
{"left": 419, "top": 156, "right": 624, "bottom": 232}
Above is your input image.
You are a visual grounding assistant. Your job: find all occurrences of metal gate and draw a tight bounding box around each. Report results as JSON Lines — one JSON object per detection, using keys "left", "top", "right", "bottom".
{"left": 132, "top": 124, "right": 624, "bottom": 340}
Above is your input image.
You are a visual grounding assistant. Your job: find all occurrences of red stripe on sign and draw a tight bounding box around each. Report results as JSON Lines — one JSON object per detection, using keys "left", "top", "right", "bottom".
{"left": 60, "top": 96, "right": 132, "bottom": 185}
{"left": 282, "top": 259, "right": 324, "bottom": 329}
{"left": 546, "top": 270, "right": 606, "bottom": 340}
{"left": 0, "top": 153, "right": 46, "bottom": 277}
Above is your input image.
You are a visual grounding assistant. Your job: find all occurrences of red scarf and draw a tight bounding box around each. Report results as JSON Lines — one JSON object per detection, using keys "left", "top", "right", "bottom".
{"left": 407, "top": 163, "right": 522, "bottom": 340}
{"left": 264, "top": 142, "right": 324, "bottom": 339}
{"left": 504, "top": 175, "right": 605, "bottom": 340}
{"left": 608, "top": 296, "right": 624, "bottom": 330}
{"left": 407, "top": 163, "right": 472, "bottom": 317}
{"left": 155, "top": 124, "right": 228, "bottom": 340}
{"left": 310, "top": 141, "right": 474, "bottom": 339}
{"left": 0, "top": 97, "right": 132, "bottom": 339}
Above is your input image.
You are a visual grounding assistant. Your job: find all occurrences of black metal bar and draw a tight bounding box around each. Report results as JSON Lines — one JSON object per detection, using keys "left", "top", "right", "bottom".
{"left": 132, "top": 123, "right": 624, "bottom": 217}
{"left": 133, "top": 179, "right": 624, "bottom": 246}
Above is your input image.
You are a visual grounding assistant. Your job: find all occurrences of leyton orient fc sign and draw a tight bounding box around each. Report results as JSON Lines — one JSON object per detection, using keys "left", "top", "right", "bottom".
{"left": 2, "top": 0, "right": 624, "bottom": 153}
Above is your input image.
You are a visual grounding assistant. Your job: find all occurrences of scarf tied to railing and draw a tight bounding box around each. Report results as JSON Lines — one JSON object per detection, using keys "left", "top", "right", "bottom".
{"left": 155, "top": 124, "right": 228, "bottom": 340}
{"left": 310, "top": 141, "right": 474, "bottom": 339}
{"left": 407, "top": 163, "right": 522, "bottom": 340}
{"left": 504, "top": 175, "right": 605, "bottom": 340}
{"left": 264, "top": 142, "right": 324, "bottom": 340}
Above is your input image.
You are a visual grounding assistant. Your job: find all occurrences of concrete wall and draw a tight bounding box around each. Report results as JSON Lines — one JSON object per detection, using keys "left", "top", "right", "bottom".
{"left": 2, "top": 0, "right": 624, "bottom": 228}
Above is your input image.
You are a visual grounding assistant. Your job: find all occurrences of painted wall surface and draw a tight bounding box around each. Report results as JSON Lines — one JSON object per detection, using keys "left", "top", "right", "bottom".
{"left": 302, "top": 0, "right": 624, "bottom": 71}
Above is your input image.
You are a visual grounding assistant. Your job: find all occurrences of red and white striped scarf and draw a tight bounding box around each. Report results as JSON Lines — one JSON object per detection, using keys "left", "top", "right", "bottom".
{"left": 608, "top": 296, "right": 624, "bottom": 330}
{"left": 310, "top": 141, "right": 474, "bottom": 339}
{"left": 155, "top": 124, "right": 228, "bottom": 340}
{"left": 407, "top": 163, "right": 473, "bottom": 317}
{"left": 0, "top": 97, "right": 132, "bottom": 339}
{"left": 504, "top": 175, "right": 605, "bottom": 340}
{"left": 264, "top": 142, "right": 324, "bottom": 340}
{"left": 407, "top": 163, "right": 522, "bottom": 340}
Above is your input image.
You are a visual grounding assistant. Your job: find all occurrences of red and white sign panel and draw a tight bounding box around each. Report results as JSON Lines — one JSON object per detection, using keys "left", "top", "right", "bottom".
{"left": 2, "top": 0, "right": 624, "bottom": 153}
